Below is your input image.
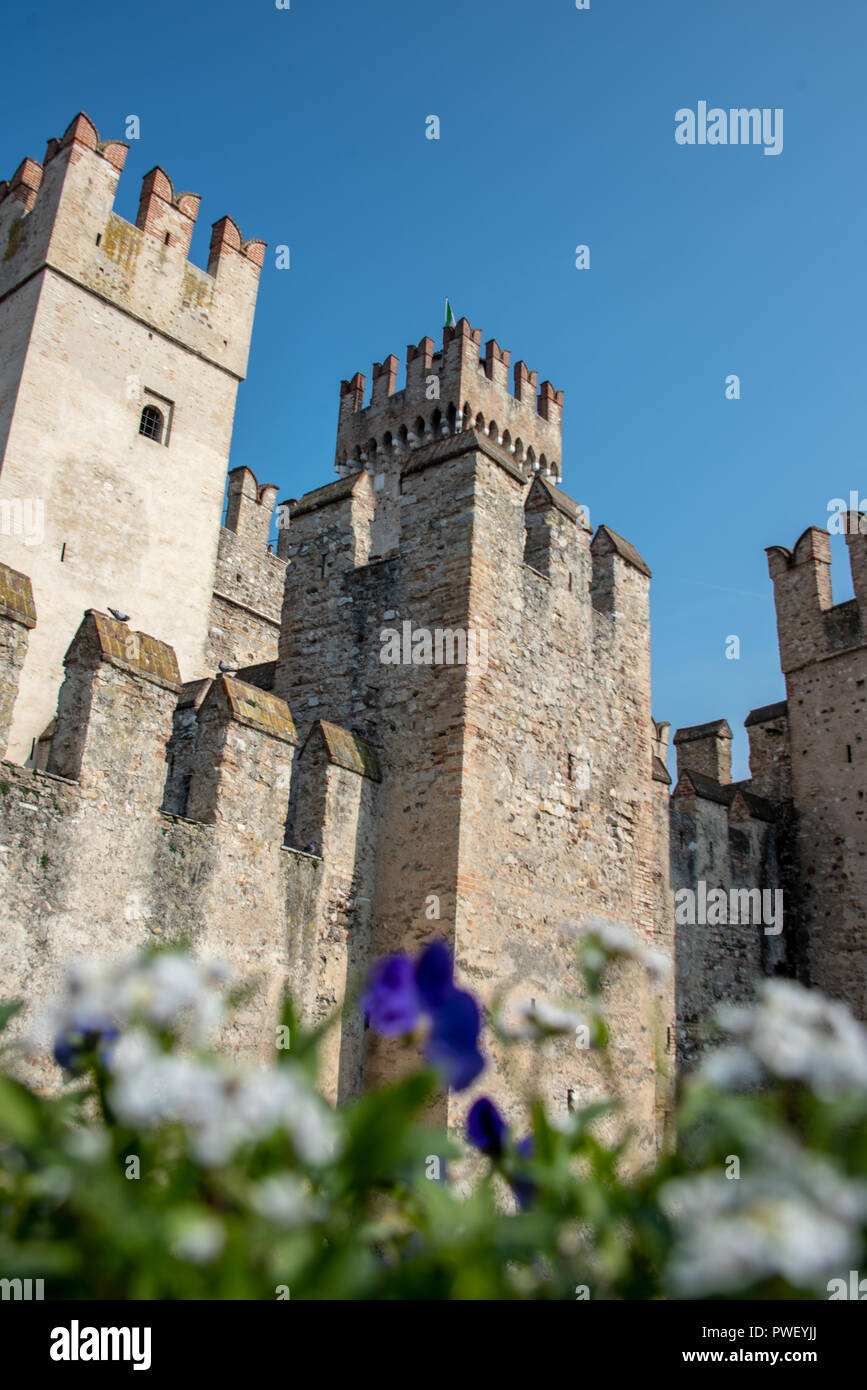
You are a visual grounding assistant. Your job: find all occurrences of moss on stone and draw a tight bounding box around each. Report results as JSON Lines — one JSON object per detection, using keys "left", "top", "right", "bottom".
{"left": 3, "top": 218, "right": 22, "bottom": 263}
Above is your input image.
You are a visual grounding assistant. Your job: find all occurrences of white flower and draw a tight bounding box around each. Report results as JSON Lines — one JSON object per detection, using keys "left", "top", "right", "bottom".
{"left": 584, "top": 920, "right": 637, "bottom": 956}
{"left": 502, "top": 998, "right": 589, "bottom": 1040}
{"left": 641, "top": 949, "right": 672, "bottom": 983}
{"left": 577, "top": 919, "right": 672, "bottom": 983}
{"left": 250, "top": 1174, "right": 313, "bottom": 1229}
{"left": 234, "top": 1069, "right": 300, "bottom": 1134}
{"left": 698, "top": 1045, "right": 764, "bottom": 1090}
{"left": 170, "top": 1214, "right": 225, "bottom": 1266}
{"left": 108, "top": 1033, "right": 340, "bottom": 1168}
{"left": 287, "top": 1090, "right": 340, "bottom": 1165}
{"left": 35, "top": 950, "right": 234, "bottom": 1063}
{"left": 662, "top": 1144, "right": 867, "bottom": 1295}
{"left": 42, "top": 948, "right": 340, "bottom": 1170}
{"left": 713, "top": 979, "right": 867, "bottom": 1098}
{"left": 525, "top": 1000, "right": 585, "bottom": 1032}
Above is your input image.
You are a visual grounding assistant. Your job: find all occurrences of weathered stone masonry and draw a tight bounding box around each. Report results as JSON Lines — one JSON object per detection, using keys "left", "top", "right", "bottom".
{"left": 0, "top": 136, "right": 675, "bottom": 1147}
{"left": 1, "top": 108, "right": 862, "bottom": 1146}
{"left": 0, "top": 112, "right": 269, "bottom": 763}
{"left": 671, "top": 518, "right": 867, "bottom": 1064}
{"left": 271, "top": 318, "right": 673, "bottom": 1145}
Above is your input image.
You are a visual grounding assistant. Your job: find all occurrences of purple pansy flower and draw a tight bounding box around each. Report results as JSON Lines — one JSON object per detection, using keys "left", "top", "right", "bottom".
{"left": 466, "top": 1096, "right": 508, "bottom": 1157}
{"left": 415, "top": 940, "right": 453, "bottom": 1010}
{"left": 511, "top": 1134, "right": 537, "bottom": 1211}
{"left": 426, "top": 988, "right": 484, "bottom": 1090}
{"left": 360, "top": 941, "right": 484, "bottom": 1091}
{"left": 53, "top": 1011, "right": 119, "bottom": 1075}
{"left": 360, "top": 954, "right": 421, "bottom": 1035}
{"left": 466, "top": 1097, "right": 537, "bottom": 1209}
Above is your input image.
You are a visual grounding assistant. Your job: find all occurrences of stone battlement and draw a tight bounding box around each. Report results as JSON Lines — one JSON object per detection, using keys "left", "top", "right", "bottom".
{"left": 0, "top": 100, "right": 861, "bottom": 1158}
{"left": 766, "top": 516, "right": 867, "bottom": 674}
{"left": 671, "top": 510, "right": 867, "bottom": 1057}
{"left": 0, "top": 113, "right": 269, "bottom": 766}
{"left": 335, "top": 317, "right": 564, "bottom": 485}
{"left": 208, "top": 466, "right": 285, "bottom": 673}
{"left": 0, "top": 112, "right": 265, "bottom": 379}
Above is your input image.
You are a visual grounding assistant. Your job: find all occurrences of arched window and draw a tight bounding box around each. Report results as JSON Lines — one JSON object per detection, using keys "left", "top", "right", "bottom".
{"left": 139, "top": 405, "right": 164, "bottom": 444}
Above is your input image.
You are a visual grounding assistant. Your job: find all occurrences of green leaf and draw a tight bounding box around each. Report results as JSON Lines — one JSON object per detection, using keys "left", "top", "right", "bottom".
{"left": 338, "top": 1071, "right": 438, "bottom": 1192}
{"left": 0, "top": 1075, "right": 42, "bottom": 1143}
{"left": 0, "top": 1000, "right": 23, "bottom": 1034}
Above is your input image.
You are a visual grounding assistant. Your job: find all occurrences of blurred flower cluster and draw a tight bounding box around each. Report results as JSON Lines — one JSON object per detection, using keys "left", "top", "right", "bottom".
{"left": 0, "top": 926, "right": 864, "bottom": 1300}
{"left": 46, "top": 951, "right": 232, "bottom": 1073}
{"left": 700, "top": 977, "right": 867, "bottom": 1097}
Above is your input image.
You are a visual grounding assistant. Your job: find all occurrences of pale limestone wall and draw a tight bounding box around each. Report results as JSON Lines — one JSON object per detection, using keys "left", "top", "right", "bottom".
{"left": 670, "top": 789, "right": 780, "bottom": 1067}
{"left": 669, "top": 518, "right": 867, "bottom": 1060}
{"left": 0, "top": 757, "right": 323, "bottom": 1090}
{"left": 0, "top": 119, "right": 262, "bottom": 378}
{"left": 0, "top": 276, "right": 41, "bottom": 463}
{"left": 0, "top": 116, "right": 263, "bottom": 762}
{"left": 784, "top": 649, "right": 866, "bottom": 1013}
{"left": 766, "top": 521, "right": 867, "bottom": 1018}
{"left": 0, "top": 268, "right": 239, "bottom": 760}
{"left": 448, "top": 449, "right": 668, "bottom": 1154}
{"left": 207, "top": 528, "right": 284, "bottom": 670}
{"left": 285, "top": 751, "right": 381, "bottom": 1105}
{"left": 0, "top": 629, "right": 373, "bottom": 1093}
{"left": 274, "top": 423, "right": 672, "bottom": 1154}
{"left": 206, "top": 467, "right": 284, "bottom": 670}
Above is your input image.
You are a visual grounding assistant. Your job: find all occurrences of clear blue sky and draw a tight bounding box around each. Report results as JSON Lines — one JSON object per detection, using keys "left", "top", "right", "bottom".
{"left": 3, "top": 0, "right": 865, "bottom": 779}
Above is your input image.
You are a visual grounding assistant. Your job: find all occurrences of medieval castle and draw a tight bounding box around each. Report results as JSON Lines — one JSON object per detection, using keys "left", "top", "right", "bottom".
{"left": 0, "top": 113, "right": 862, "bottom": 1149}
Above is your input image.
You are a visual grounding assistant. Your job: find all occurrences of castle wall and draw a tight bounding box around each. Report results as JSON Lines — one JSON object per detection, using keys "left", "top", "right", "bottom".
{"left": 207, "top": 471, "right": 284, "bottom": 670}
{"left": 0, "top": 115, "right": 264, "bottom": 762}
{"left": 670, "top": 786, "right": 779, "bottom": 1067}
{"left": 0, "top": 609, "right": 379, "bottom": 1099}
{"left": 448, "top": 451, "right": 671, "bottom": 1155}
{"left": 0, "top": 566, "right": 36, "bottom": 754}
{"left": 766, "top": 521, "right": 867, "bottom": 1018}
{"left": 275, "top": 345, "right": 672, "bottom": 1153}
{"left": 744, "top": 702, "right": 791, "bottom": 799}
{"left": 784, "top": 658, "right": 865, "bottom": 1011}
{"left": 275, "top": 453, "right": 469, "bottom": 1115}
{"left": 284, "top": 730, "right": 381, "bottom": 1104}
{"left": 0, "top": 275, "right": 41, "bottom": 464}
{"left": 669, "top": 517, "right": 867, "bottom": 1060}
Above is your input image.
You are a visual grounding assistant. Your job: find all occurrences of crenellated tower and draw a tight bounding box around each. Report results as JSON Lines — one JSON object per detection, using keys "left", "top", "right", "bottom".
{"left": 332, "top": 317, "right": 566, "bottom": 559}
{"left": 274, "top": 317, "right": 672, "bottom": 1149}
{"left": 765, "top": 517, "right": 867, "bottom": 1014}
{"left": 669, "top": 514, "right": 867, "bottom": 1065}
{"left": 0, "top": 112, "right": 266, "bottom": 760}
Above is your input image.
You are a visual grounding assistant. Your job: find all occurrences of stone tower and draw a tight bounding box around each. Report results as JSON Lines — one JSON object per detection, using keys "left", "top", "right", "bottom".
{"left": 275, "top": 319, "right": 673, "bottom": 1148}
{"left": 670, "top": 516, "right": 867, "bottom": 1065}
{"left": 766, "top": 519, "right": 867, "bottom": 1016}
{"left": 0, "top": 113, "right": 265, "bottom": 761}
